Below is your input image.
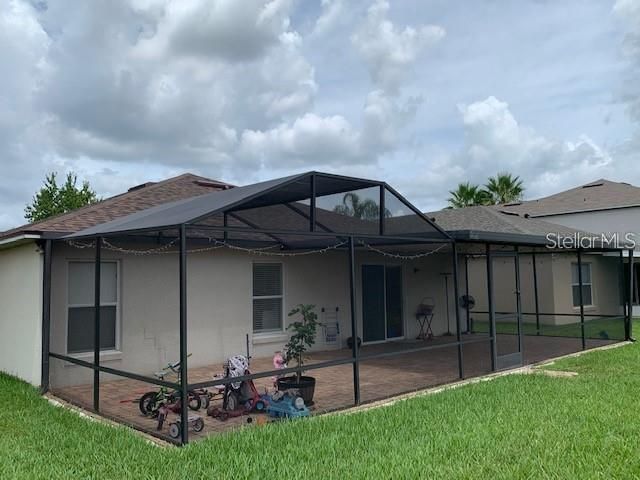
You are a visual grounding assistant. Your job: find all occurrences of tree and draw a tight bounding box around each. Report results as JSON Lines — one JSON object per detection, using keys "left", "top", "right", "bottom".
{"left": 447, "top": 182, "right": 491, "bottom": 208}
{"left": 25, "top": 172, "right": 99, "bottom": 222}
{"left": 484, "top": 172, "right": 524, "bottom": 205}
{"left": 333, "top": 192, "right": 390, "bottom": 220}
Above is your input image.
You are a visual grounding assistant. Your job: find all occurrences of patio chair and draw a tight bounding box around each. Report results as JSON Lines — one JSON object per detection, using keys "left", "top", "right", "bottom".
{"left": 415, "top": 297, "right": 435, "bottom": 340}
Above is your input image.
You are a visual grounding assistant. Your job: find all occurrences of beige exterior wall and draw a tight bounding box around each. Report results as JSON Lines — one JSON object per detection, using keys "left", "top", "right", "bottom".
{"left": 0, "top": 241, "right": 43, "bottom": 385}
{"left": 465, "top": 252, "right": 623, "bottom": 327}
{"left": 49, "top": 244, "right": 458, "bottom": 387}
{"left": 550, "top": 253, "right": 623, "bottom": 321}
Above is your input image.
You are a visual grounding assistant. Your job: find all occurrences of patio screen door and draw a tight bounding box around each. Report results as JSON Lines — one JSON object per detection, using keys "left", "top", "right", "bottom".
{"left": 490, "top": 251, "right": 523, "bottom": 369}
{"left": 362, "top": 265, "right": 403, "bottom": 343}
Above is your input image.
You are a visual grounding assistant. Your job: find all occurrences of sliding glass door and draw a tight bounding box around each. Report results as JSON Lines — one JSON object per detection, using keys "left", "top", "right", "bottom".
{"left": 362, "top": 265, "right": 404, "bottom": 343}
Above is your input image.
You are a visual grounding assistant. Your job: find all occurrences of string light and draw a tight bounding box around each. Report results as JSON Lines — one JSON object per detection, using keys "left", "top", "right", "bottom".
{"left": 218, "top": 239, "right": 347, "bottom": 257}
{"left": 68, "top": 237, "right": 445, "bottom": 259}
{"left": 66, "top": 238, "right": 347, "bottom": 257}
{"left": 102, "top": 238, "right": 179, "bottom": 255}
{"left": 358, "top": 241, "right": 448, "bottom": 260}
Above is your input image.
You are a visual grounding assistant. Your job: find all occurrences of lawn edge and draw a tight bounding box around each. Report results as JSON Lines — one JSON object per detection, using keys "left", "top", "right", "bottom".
{"left": 334, "top": 340, "right": 633, "bottom": 416}
{"left": 40, "top": 340, "right": 633, "bottom": 444}
{"left": 44, "top": 393, "right": 170, "bottom": 448}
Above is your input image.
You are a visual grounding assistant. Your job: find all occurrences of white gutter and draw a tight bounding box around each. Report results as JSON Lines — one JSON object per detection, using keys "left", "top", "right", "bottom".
{"left": 0, "top": 234, "right": 41, "bottom": 248}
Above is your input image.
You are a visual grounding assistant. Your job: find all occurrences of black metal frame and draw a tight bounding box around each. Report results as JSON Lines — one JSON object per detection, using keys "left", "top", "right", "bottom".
{"left": 40, "top": 239, "right": 52, "bottom": 393}
{"left": 93, "top": 237, "right": 101, "bottom": 411}
{"left": 42, "top": 172, "right": 634, "bottom": 445}
{"left": 465, "top": 246, "right": 632, "bottom": 361}
{"left": 627, "top": 249, "right": 634, "bottom": 340}
{"left": 42, "top": 230, "right": 632, "bottom": 444}
{"left": 532, "top": 252, "right": 541, "bottom": 335}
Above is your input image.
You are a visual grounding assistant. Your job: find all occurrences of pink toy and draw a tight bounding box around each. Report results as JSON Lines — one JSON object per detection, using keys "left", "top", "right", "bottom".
{"left": 272, "top": 351, "right": 287, "bottom": 387}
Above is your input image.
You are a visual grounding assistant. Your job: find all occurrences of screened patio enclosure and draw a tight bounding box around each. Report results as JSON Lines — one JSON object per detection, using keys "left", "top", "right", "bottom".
{"left": 40, "top": 172, "right": 634, "bottom": 444}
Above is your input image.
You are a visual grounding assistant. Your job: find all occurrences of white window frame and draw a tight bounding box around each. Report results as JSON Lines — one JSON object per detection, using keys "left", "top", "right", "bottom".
{"left": 252, "top": 262, "right": 285, "bottom": 335}
{"left": 66, "top": 260, "right": 121, "bottom": 356}
{"left": 571, "top": 262, "right": 594, "bottom": 308}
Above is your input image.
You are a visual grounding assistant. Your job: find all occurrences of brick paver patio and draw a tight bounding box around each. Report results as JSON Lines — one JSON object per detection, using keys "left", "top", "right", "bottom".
{"left": 52, "top": 333, "right": 613, "bottom": 442}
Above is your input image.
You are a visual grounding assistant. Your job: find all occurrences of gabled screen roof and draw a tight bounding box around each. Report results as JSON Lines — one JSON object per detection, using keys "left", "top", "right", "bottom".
{"left": 66, "top": 171, "right": 449, "bottom": 240}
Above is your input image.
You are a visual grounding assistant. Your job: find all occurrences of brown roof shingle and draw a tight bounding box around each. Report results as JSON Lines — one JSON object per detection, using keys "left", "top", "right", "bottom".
{"left": 0, "top": 173, "right": 232, "bottom": 241}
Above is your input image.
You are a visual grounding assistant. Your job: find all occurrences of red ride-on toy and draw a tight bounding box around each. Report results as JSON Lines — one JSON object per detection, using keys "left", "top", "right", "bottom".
{"left": 207, "top": 355, "right": 268, "bottom": 420}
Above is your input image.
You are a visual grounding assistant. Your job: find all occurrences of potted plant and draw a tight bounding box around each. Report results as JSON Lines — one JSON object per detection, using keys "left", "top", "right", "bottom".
{"left": 277, "top": 304, "right": 319, "bottom": 405}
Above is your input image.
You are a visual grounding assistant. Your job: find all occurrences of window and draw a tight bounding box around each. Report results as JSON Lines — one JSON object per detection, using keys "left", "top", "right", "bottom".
{"left": 67, "top": 261, "right": 119, "bottom": 354}
{"left": 571, "top": 263, "right": 593, "bottom": 307}
{"left": 252, "top": 263, "right": 283, "bottom": 334}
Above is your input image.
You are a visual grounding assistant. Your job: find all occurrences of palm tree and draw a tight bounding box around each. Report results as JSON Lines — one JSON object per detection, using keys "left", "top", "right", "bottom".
{"left": 333, "top": 192, "right": 388, "bottom": 220}
{"left": 484, "top": 173, "right": 524, "bottom": 204}
{"left": 447, "top": 182, "right": 490, "bottom": 208}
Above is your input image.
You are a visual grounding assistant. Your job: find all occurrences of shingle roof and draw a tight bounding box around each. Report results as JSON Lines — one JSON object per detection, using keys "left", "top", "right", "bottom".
{"left": 0, "top": 173, "right": 232, "bottom": 241}
{"left": 66, "top": 173, "right": 305, "bottom": 238}
{"left": 495, "top": 179, "right": 640, "bottom": 217}
{"left": 428, "top": 205, "right": 592, "bottom": 244}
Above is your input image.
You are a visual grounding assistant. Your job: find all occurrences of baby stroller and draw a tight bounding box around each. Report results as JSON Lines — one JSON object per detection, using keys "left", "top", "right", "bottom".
{"left": 221, "top": 354, "right": 264, "bottom": 412}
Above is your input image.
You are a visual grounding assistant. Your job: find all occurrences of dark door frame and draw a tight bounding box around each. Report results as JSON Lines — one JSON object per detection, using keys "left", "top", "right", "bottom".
{"left": 361, "top": 263, "right": 405, "bottom": 344}
{"left": 488, "top": 248, "right": 523, "bottom": 370}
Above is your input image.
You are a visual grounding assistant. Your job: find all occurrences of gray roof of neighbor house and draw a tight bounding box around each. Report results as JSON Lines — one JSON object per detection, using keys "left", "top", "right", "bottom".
{"left": 0, "top": 173, "right": 233, "bottom": 242}
{"left": 428, "top": 205, "right": 594, "bottom": 245}
{"left": 495, "top": 179, "right": 640, "bottom": 217}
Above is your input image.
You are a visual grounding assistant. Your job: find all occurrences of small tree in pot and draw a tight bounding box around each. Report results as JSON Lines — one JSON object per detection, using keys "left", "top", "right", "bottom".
{"left": 278, "top": 304, "right": 319, "bottom": 404}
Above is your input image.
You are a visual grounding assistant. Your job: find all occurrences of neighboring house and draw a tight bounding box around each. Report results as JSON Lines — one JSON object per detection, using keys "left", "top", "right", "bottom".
{"left": 0, "top": 171, "right": 629, "bottom": 401}
{"left": 498, "top": 179, "right": 640, "bottom": 314}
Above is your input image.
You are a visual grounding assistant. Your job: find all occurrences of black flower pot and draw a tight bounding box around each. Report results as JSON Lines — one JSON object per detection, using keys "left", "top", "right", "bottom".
{"left": 277, "top": 375, "right": 316, "bottom": 405}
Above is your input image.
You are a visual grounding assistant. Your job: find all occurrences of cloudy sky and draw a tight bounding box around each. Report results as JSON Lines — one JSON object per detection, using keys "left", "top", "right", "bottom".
{"left": 1, "top": 0, "right": 639, "bottom": 230}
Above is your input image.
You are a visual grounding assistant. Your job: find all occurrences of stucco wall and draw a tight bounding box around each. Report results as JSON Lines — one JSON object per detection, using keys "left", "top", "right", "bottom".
{"left": 0, "top": 242, "right": 43, "bottom": 385}
{"left": 49, "top": 244, "right": 458, "bottom": 387}
{"left": 464, "top": 252, "right": 623, "bottom": 327}
{"left": 550, "top": 253, "right": 623, "bottom": 321}
{"left": 537, "top": 207, "right": 639, "bottom": 315}
{"left": 539, "top": 207, "right": 640, "bottom": 245}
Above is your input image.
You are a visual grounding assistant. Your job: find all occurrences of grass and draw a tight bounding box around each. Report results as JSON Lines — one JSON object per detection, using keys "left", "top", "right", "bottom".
{"left": 472, "top": 315, "right": 626, "bottom": 340}
{"left": 2, "top": 331, "right": 640, "bottom": 478}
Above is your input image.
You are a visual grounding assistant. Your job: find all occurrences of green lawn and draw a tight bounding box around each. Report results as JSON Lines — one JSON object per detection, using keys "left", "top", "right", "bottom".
{"left": 2, "top": 334, "right": 640, "bottom": 479}
{"left": 472, "top": 315, "right": 627, "bottom": 340}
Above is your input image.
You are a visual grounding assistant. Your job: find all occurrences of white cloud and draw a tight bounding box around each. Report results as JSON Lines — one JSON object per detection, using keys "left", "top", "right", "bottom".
{"left": 135, "top": 0, "right": 294, "bottom": 61}
{"left": 351, "top": 0, "right": 445, "bottom": 93}
{"left": 394, "top": 96, "right": 615, "bottom": 210}
{"left": 0, "top": 0, "right": 634, "bottom": 232}
{"left": 312, "top": 0, "right": 344, "bottom": 36}
{"left": 0, "top": 0, "right": 52, "bottom": 227}
{"left": 235, "top": 1, "right": 443, "bottom": 171}
{"left": 613, "top": 0, "right": 640, "bottom": 140}
{"left": 238, "top": 113, "right": 362, "bottom": 167}
{"left": 459, "top": 97, "right": 612, "bottom": 192}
